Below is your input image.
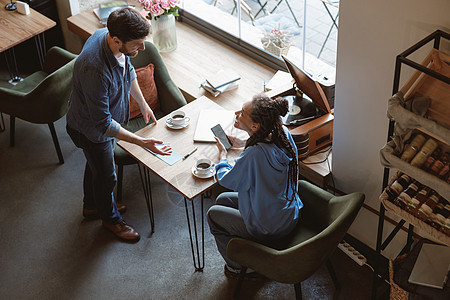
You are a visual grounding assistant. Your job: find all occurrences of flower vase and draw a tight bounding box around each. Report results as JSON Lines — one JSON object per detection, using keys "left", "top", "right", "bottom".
{"left": 151, "top": 14, "right": 177, "bottom": 53}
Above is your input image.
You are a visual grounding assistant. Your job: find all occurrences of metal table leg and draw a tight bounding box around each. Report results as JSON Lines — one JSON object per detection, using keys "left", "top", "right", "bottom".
{"left": 34, "top": 32, "right": 46, "bottom": 70}
{"left": 0, "top": 113, "right": 5, "bottom": 132}
{"left": 137, "top": 163, "right": 155, "bottom": 233}
{"left": 184, "top": 194, "right": 205, "bottom": 272}
{"left": 3, "top": 48, "right": 23, "bottom": 85}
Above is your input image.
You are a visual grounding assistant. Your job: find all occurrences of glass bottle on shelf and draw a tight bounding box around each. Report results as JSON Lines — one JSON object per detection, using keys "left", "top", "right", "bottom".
{"left": 395, "top": 181, "right": 420, "bottom": 209}
{"left": 429, "top": 152, "right": 449, "bottom": 176}
{"left": 443, "top": 216, "right": 450, "bottom": 236}
{"left": 422, "top": 148, "right": 442, "bottom": 170}
{"left": 410, "top": 138, "right": 439, "bottom": 168}
{"left": 407, "top": 186, "right": 429, "bottom": 214}
{"left": 429, "top": 197, "right": 450, "bottom": 230}
{"left": 416, "top": 190, "right": 439, "bottom": 222}
{"left": 442, "top": 204, "right": 450, "bottom": 236}
{"left": 385, "top": 173, "right": 411, "bottom": 202}
{"left": 438, "top": 159, "right": 449, "bottom": 179}
{"left": 400, "top": 134, "right": 426, "bottom": 162}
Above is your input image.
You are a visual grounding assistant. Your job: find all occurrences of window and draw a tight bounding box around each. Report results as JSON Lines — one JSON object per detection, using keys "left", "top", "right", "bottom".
{"left": 180, "top": 0, "right": 337, "bottom": 85}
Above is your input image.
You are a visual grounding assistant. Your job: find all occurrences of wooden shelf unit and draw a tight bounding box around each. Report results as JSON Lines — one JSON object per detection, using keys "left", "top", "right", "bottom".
{"left": 372, "top": 30, "right": 450, "bottom": 300}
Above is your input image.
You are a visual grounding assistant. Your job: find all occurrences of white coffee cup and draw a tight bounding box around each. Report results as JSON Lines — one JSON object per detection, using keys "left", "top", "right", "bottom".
{"left": 167, "top": 110, "right": 190, "bottom": 126}
{"left": 194, "top": 158, "right": 213, "bottom": 176}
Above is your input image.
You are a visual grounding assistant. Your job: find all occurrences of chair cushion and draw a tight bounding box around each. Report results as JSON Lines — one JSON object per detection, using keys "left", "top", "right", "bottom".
{"left": 129, "top": 63, "right": 160, "bottom": 119}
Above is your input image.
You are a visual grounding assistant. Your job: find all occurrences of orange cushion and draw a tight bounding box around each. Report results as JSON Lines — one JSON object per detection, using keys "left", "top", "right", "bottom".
{"left": 129, "top": 63, "right": 160, "bottom": 119}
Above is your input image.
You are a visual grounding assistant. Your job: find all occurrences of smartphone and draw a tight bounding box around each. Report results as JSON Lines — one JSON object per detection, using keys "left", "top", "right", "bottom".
{"left": 211, "top": 124, "right": 232, "bottom": 150}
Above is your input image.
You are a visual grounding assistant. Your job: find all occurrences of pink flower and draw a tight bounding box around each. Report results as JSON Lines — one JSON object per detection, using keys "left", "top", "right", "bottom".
{"left": 150, "top": 3, "right": 164, "bottom": 16}
{"left": 138, "top": 0, "right": 148, "bottom": 9}
{"left": 160, "top": 0, "right": 170, "bottom": 9}
{"left": 169, "top": 0, "right": 179, "bottom": 8}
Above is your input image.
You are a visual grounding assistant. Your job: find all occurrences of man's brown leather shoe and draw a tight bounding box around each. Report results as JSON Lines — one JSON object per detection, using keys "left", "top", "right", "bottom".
{"left": 102, "top": 220, "right": 140, "bottom": 242}
{"left": 83, "top": 203, "right": 127, "bottom": 220}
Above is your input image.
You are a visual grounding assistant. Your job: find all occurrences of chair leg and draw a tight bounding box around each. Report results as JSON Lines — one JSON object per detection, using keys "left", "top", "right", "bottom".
{"left": 294, "top": 282, "right": 303, "bottom": 300}
{"left": 10, "top": 115, "right": 15, "bottom": 147}
{"left": 326, "top": 259, "right": 341, "bottom": 290}
{"left": 116, "top": 164, "right": 124, "bottom": 203}
{"left": 48, "top": 123, "right": 64, "bottom": 164}
{"left": 233, "top": 267, "right": 247, "bottom": 299}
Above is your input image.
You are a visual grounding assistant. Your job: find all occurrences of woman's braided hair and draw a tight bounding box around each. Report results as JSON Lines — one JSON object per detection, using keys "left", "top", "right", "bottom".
{"left": 246, "top": 94, "right": 298, "bottom": 201}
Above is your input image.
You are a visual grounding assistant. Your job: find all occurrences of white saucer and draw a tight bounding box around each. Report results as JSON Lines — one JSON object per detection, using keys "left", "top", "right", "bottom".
{"left": 165, "top": 118, "right": 190, "bottom": 129}
{"left": 191, "top": 165, "right": 216, "bottom": 179}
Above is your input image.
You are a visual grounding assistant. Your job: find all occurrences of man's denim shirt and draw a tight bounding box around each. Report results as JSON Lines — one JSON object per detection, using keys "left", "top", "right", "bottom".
{"left": 67, "top": 28, "right": 136, "bottom": 143}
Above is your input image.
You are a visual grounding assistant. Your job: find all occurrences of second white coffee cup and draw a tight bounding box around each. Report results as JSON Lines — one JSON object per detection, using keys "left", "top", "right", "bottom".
{"left": 195, "top": 158, "right": 213, "bottom": 176}
{"left": 168, "top": 110, "right": 190, "bottom": 126}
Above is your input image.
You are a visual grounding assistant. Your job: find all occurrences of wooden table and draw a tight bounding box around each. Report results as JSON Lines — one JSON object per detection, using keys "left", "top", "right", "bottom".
{"left": 0, "top": 0, "right": 56, "bottom": 82}
{"left": 66, "top": 9, "right": 275, "bottom": 110}
{"left": 118, "top": 96, "right": 242, "bottom": 271}
{"left": 299, "top": 148, "right": 332, "bottom": 189}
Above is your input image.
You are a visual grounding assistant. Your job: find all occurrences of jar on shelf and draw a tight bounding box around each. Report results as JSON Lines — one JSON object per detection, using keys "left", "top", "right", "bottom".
{"left": 429, "top": 152, "right": 449, "bottom": 176}
{"left": 407, "top": 186, "right": 429, "bottom": 215}
{"left": 396, "top": 181, "right": 420, "bottom": 209}
{"left": 416, "top": 190, "right": 439, "bottom": 221}
{"left": 386, "top": 174, "right": 411, "bottom": 202}
{"left": 422, "top": 148, "right": 442, "bottom": 171}
{"left": 410, "top": 138, "right": 439, "bottom": 168}
{"left": 429, "top": 197, "right": 450, "bottom": 230}
{"left": 438, "top": 160, "right": 449, "bottom": 179}
{"left": 400, "top": 134, "right": 426, "bottom": 162}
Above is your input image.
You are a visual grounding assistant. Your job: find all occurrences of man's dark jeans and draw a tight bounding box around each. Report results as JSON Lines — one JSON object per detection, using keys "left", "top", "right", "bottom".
{"left": 67, "top": 125, "right": 122, "bottom": 225}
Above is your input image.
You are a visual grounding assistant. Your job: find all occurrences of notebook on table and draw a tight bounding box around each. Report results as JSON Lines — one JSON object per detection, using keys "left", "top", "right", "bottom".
{"left": 408, "top": 243, "right": 450, "bottom": 289}
{"left": 193, "top": 110, "right": 235, "bottom": 142}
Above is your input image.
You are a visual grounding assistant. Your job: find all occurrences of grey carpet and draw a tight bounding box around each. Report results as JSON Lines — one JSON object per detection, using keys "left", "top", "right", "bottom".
{"left": 0, "top": 114, "right": 380, "bottom": 299}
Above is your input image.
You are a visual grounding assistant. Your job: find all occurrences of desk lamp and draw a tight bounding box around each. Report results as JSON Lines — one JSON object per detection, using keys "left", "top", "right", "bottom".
{"left": 5, "top": 0, "right": 17, "bottom": 11}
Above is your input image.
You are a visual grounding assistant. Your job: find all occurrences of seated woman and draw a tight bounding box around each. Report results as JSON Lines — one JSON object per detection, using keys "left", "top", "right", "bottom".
{"left": 207, "top": 94, "right": 303, "bottom": 278}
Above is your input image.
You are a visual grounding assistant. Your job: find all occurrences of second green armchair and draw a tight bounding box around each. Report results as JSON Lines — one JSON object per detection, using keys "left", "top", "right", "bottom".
{"left": 0, "top": 46, "right": 77, "bottom": 164}
{"left": 227, "top": 180, "right": 365, "bottom": 299}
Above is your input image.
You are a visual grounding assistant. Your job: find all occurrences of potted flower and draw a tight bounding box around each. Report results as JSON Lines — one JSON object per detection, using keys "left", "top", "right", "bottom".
{"left": 261, "top": 25, "right": 293, "bottom": 57}
{"left": 138, "top": 0, "right": 181, "bottom": 53}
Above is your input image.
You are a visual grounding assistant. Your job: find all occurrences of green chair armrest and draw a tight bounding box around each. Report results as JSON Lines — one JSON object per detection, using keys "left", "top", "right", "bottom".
{"left": 43, "top": 46, "right": 77, "bottom": 74}
{"left": 0, "top": 87, "right": 28, "bottom": 116}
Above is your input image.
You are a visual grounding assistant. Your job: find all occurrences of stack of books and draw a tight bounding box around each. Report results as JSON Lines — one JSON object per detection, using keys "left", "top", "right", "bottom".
{"left": 201, "top": 69, "right": 240, "bottom": 97}
{"left": 94, "top": 1, "right": 129, "bottom": 25}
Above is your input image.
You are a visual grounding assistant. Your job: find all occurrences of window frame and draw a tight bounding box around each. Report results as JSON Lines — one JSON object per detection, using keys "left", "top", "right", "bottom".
{"left": 178, "top": 8, "right": 288, "bottom": 71}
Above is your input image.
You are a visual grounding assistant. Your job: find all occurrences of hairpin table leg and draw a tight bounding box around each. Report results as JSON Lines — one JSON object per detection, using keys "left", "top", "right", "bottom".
{"left": 184, "top": 194, "right": 205, "bottom": 272}
{"left": 0, "top": 113, "right": 5, "bottom": 132}
{"left": 138, "top": 163, "right": 155, "bottom": 233}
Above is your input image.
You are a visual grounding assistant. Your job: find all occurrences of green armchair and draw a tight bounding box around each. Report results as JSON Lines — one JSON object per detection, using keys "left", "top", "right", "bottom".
{"left": 227, "top": 180, "right": 365, "bottom": 299}
{"left": 114, "top": 41, "right": 187, "bottom": 202}
{"left": 0, "top": 46, "right": 77, "bottom": 164}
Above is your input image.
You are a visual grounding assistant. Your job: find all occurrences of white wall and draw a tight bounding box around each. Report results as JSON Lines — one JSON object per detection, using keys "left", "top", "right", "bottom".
{"left": 334, "top": 0, "right": 450, "bottom": 258}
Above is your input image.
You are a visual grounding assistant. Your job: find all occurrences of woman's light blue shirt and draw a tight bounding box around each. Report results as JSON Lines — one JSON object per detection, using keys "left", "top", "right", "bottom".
{"left": 215, "top": 127, "right": 303, "bottom": 240}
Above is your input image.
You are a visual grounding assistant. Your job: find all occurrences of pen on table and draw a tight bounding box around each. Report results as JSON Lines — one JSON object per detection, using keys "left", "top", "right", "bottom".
{"left": 183, "top": 147, "right": 198, "bottom": 160}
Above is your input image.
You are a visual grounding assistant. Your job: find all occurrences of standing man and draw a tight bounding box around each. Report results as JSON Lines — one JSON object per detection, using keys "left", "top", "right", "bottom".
{"left": 66, "top": 8, "right": 171, "bottom": 243}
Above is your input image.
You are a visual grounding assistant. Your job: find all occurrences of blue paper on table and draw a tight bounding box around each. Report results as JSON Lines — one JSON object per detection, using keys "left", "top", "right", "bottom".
{"left": 142, "top": 145, "right": 182, "bottom": 166}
